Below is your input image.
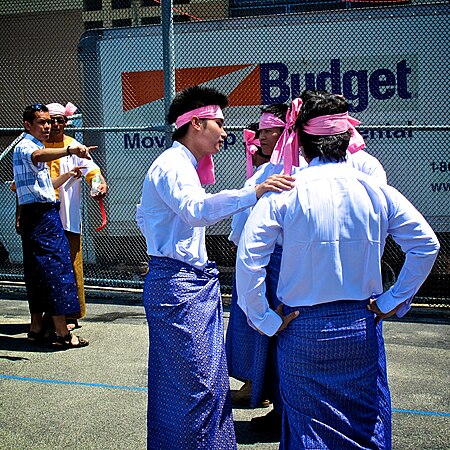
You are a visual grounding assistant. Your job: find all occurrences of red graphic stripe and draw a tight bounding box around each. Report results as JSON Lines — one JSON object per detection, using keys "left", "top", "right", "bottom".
{"left": 122, "top": 64, "right": 252, "bottom": 111}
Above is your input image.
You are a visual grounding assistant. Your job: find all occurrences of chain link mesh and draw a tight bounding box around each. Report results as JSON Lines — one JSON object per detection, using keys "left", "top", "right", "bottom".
{"left": 0, "top": 0, "right": 448, "bottom": 305}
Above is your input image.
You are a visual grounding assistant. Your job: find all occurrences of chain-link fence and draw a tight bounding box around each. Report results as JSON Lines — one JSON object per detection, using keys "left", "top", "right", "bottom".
{"left": 0, "top": 1, "right": 448, "bottom": 305}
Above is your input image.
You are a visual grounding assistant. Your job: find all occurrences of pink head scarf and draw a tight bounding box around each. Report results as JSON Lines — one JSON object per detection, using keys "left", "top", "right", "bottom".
{"left": 302, "top": 112, "right": 365, "bottom": 154}
{"left": 270, "top": 98, "right": 303, "bottom": 175}
{"left": 243, "top": 129, "right": 261, "bottom": 179}
{"left": 46, "top": 102, "right": 78, "bottom": 117}
{"left": 258, "top": 112, "right": 286, "bottom": 130}
{"left": 175, "top": 105, "right": 224, "bottom": 185}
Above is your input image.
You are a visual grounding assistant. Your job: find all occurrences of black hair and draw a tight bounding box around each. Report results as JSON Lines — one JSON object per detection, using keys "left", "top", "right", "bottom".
{"left": 168, "top": 85, "right": 228, "bottom": 141}
{"left": 246, "top": 122, "right": 260, "bottom": 138}
{"left": 295, "top": 90, "right": 350, "bottom": 163}
{"left": 23, "top": 104, "right": 49, "bottom": 124}
{"left": 246, "top": 122, "right": 259, "bottom": 133}
{"left": 260, "top": 103, "right": 288, "bottom": 123}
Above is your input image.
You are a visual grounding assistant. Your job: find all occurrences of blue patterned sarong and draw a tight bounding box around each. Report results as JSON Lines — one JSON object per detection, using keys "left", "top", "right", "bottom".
{"left": 20, "top": 202, "right": 80, "bottom": 316}
{"left": 226, "top": 245, "right": 282, "bottom": 409}
{"left": 279, "top": 300, "right": 391, "bottom": 450}
{"left": 144, "top": 256, "right": 236, "bottom": 450}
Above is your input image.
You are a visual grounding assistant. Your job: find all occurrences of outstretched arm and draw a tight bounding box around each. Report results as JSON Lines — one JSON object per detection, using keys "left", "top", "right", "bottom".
{"left": 32, "top": 145, "right": 97, "bottom": 166}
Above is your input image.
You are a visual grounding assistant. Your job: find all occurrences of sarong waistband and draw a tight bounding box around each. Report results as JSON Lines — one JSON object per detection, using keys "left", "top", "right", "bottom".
{"left": 283, "top": 299, "right": 371, "bottom": 318}
{"left": 149, "top": 256, "right": 219, "bottom": 278}
{"left": 21, "top": 201, "right": 60, "bottom": 213}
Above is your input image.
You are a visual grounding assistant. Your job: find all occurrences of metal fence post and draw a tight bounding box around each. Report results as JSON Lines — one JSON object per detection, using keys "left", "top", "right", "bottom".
{"left": 162, "top": 0, "right": 175, "bottom": 148}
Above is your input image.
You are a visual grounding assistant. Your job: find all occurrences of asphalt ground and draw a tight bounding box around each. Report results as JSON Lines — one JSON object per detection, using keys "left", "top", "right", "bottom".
{"left": 0, "top": 285, "right": 449, "bottom": 450}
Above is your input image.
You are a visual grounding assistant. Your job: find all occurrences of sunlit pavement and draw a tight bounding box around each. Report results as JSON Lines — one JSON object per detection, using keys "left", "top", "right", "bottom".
{"left": 0, "top": 286, "right": 449, "bottom": 450}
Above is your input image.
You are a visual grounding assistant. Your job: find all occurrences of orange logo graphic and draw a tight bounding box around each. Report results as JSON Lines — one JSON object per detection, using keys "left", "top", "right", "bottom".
{"left": 122, "top": 64, "right": 261, "bottom": 111}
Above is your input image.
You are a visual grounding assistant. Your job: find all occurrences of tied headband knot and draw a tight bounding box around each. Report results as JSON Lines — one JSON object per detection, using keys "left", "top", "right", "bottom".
{"left": 175, "top": 104, "right": 224, "bottom": 185}
{"left": 302, "top": 112, "right": 366, "bottom": 154}
{"left": 46, "top": 102, "right": 78, "bottom": 118}
{"left": 244, "top": 129, "right": 261, "bottom": 179}
{"left": 270, "top": 98, "right": 303, "bottom": 174}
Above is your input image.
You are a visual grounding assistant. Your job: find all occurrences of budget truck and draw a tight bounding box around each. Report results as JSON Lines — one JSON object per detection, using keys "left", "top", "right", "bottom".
{"left": 75, "top": 2, "right": 449, "bottom": 292}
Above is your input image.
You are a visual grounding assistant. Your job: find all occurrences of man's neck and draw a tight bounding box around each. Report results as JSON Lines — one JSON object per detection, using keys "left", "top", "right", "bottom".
{"left": 178, "top": 137, "right": 204, "bottom": 163}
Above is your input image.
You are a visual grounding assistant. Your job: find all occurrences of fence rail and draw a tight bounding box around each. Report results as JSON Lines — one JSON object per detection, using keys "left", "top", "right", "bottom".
{"left": 0, "top": 0, "right": 448, "bottom": 305}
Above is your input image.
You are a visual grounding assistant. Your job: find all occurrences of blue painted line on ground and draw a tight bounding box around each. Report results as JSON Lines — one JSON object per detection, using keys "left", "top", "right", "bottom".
{"left": 1, "top": 374, "right": 450, "bottom": 418}
{"left": 0, "top": 374, "right": 147, "bottom": 391}
{"left": 392, "top": 408, "right": 450, "bottom": 418}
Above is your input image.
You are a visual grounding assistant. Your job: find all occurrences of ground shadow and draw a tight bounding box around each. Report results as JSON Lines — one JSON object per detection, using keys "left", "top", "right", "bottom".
{"left": 0, "top": 355, "right": 30, "bottom": 361}
{"left": 0, "top": 323, "right": 58, "bottom": 361}
{"left": 0, "top": 322, "right": 29, "bottom": 335}
{"left": 234, "top": 420, "right": 280, "bottom": 445}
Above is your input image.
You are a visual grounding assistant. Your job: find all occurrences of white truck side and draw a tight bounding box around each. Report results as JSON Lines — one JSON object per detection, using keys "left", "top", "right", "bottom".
{"left": 77, "top": 3, "right": 449, "bottom": 242}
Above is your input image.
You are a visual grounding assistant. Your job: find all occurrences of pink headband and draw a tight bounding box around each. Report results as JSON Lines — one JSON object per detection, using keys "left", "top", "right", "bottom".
{"left": 175, "top": 105, "right": 224, "bottom": 128}
{"left": 259, "top": 112, "right": 286, "bottom": 130}
{"left": 302, "top": 112, "right": 366, "bottom": 154}
{"left": 46, "top": 102, "right": 78, "bottom": 117}
{"left": 243, "top": 129, "right": 261, "bottom": 179}
{"left": 175, "top": 105, "right": 224, "bottom": 185}
{"left": 270, "top": 98, "right": 303, "bottom": 175}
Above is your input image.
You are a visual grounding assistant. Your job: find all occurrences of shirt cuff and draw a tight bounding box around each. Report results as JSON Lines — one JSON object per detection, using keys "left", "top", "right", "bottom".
{"left": 252, "top": 309, "right": 283, "bottom": 337}
{"left": 376, "top": 290, "right": 412, "bottom": 318}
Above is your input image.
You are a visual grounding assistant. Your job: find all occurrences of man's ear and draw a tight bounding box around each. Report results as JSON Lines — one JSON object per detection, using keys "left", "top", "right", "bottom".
{"left": 24, "top": 121, "right": 32, "bottom": 132}
{"left": 190, "top": 116, "right": 202, "bottom": 131}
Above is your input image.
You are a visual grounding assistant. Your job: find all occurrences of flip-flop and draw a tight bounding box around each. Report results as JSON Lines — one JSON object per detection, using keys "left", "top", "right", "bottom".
{"left": 52, "top": 333, "right": 89, "bottom": 349}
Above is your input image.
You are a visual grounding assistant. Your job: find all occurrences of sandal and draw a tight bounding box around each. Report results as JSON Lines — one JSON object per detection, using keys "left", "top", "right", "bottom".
{"left": 52, "top": 333, "right": 89, "bottom": 349}
{"left": 27, "top": 330, "right": 46, "bottom": 342}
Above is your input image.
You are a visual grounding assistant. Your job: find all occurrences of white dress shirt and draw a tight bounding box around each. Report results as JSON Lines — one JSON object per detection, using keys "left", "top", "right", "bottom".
{"left": 136, "top": 141, "right": 257, "bottom": 269}
{"left": 346, "top": 149, "right": 387, "bottom": 183}
{"left": 229, "top": 151, "right": 383, "bottom": 246}
{"left": 49, "top": 137, "right": 101, "bottom": 234}
{"left": 236, "top": 158, "right": 439, "bottom": 336}
{"left": 229, "top": 162, "right": 284, "bottom": 246}
{"left": 229, "top": 159, "right": 308, "bottom": 246}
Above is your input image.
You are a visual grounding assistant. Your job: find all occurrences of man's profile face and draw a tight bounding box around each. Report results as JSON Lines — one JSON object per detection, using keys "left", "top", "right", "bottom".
{"left": 198, "top": 118, "right": 227, "bottom": 156}
{"left": 258, "top": 127, "right": 283, "bottom": 156}
{"left": 24, "top": 111, "right": 51, "bottom": 142}
{"left": 49, "top": 114, "right": 66, "bottom": 141}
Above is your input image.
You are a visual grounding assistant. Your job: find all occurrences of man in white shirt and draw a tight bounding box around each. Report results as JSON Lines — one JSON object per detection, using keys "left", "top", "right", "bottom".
{"left": 136, "top": 85, "right": 294, "bottom": 450}
{"left": 236, "top": 91, "right": 440, "bottom": 449}
{"left": 45, "top": 102, "right": 107, "bottom": 328}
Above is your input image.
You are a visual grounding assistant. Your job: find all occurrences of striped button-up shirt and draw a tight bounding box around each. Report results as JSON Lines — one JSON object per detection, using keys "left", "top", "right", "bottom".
{"left": 13, "top": 133, "right": 56, "bottom": 205}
